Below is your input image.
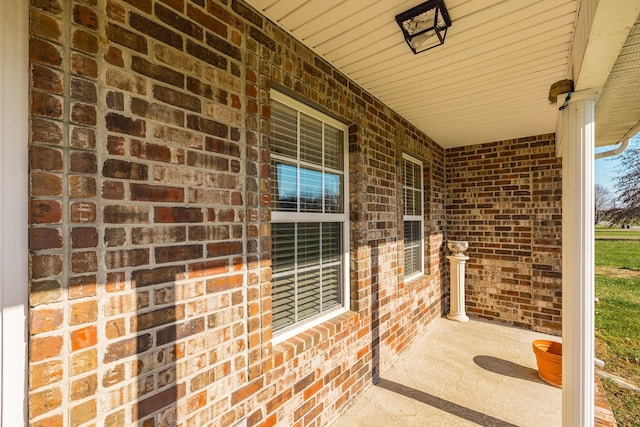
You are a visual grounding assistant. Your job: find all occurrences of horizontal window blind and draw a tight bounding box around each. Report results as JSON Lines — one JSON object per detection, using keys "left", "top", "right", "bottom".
{"left": 403, "top": 154, "right": 424, "bottom": 279}
{"left": 270, "top": 91, "right": 349, "bottom": 339}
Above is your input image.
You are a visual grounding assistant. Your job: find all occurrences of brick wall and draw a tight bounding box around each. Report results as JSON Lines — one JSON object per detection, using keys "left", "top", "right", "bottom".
{"left": 446, "top": 135, "right": 563, "bottom": 334}
{"left": 28, "top": 1, "right": 447, "bottom": 426}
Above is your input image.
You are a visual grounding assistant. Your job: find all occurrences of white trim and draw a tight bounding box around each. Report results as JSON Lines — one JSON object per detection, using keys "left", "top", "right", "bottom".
{"left": 561, "top": 97, "right": 595, "bottom": 427}
{"left": 1, "top": 0, "right": 29, "bottom": 425}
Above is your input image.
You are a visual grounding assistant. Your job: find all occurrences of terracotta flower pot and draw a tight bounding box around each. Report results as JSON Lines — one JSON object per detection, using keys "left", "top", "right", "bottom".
{"left": 532, "top": 339, "right": 562, "bottom": 387}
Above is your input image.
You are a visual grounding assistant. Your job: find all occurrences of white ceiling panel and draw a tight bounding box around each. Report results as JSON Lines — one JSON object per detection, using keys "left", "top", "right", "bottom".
{"left": 246, "top": 0, "right": 640, "bottom": 148}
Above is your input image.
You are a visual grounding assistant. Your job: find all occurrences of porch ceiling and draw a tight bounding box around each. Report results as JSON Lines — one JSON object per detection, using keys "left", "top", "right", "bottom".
{"left": 595, "top": 15, "right": 640, "bottom": 147}
{"left": 246, "top": 0, "right": 640, "bottom": 149}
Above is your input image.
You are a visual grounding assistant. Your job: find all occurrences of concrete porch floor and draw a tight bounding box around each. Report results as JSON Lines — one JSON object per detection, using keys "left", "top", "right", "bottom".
{"left": 331, "top": 318, "right": 562, "bottom": 427}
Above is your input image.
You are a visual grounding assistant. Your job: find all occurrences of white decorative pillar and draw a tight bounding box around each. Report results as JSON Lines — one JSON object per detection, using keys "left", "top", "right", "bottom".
{"left": 559, "top": 93, "right": 596, "bottom": 427}
{"left": 447, "top": 241, "right": 469, "bottom": 322}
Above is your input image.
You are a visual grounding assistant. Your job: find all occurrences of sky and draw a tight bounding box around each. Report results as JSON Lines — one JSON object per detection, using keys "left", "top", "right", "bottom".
{"left": 595, "top": 133, "right": 639, "bottom": 193}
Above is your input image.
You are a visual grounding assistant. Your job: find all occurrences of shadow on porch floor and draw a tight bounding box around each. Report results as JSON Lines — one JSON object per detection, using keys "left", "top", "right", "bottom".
{"left": 331, "top": 318, "right": 562, "bottom": 427}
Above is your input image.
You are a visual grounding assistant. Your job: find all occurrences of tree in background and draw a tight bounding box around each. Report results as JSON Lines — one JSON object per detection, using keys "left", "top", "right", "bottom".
{"left": 594, "top": 183, "right": 612, "bottom": 224}
{"left": 610, "top": 135, "right": 640, "bottom": 225}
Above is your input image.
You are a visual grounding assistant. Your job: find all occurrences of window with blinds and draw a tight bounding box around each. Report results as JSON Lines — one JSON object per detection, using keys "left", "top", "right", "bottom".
{"left": 403, "top": 154, "right": 424, "bottom": 279}
{"left": 270, "top": 91, "right": 349, "bottom": 341}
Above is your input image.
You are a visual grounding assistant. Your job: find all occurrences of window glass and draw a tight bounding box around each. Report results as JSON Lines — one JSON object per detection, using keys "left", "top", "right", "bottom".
{"left": 403, "top": 155, "right": 424, "bottom": 279}
{"left": 270, "top": 92, "right": 349, "bottom": 338}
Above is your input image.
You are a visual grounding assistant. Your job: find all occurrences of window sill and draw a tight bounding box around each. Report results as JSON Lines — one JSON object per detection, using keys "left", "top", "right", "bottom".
{"left": 272, "top": 311, "right": 359, "bottom": 368}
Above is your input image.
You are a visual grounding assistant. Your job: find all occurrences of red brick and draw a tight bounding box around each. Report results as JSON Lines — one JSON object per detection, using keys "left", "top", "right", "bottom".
{"left": 30, "top": 335, "right": 63, "bottom": 362}
{"left": 31, "top": 172, "right": 62, "bottom": 196}
{"left": 30, "top": 279, "right": 62, "bottom": 306}
{"left": 70, "top": 77, "right": 95, "bottom": 101}
{"left": 105, "top": 319, "right": 126, "bottom": 340}
{"left": 71, "top": 325, "right": 97, "bottom": 351}
{"left": 30, "top": 10, "right": 62, "bottom": 41}
{"left": 71, "top": 251, "right": 98, "bottom": 273}
{"left": 73, "top": 4, "right": 98, "bottom": 30}
{"left": 105, "top": 113, "right": 146, "bottom": 137}
{"left": 155, "top": 207, "right": 203, "bottom": 223}
{"left": 131, "top": 140, "right": 184, "bottom": 164}
{"left": 206, "top": 274, "right": 243, "bottom": 293}
{"left": 187, "top": 259, "right": 229, "bottom": 277}
{"left": 71, "top": 53, "right": 98, "bottom": 78}
{"left": 122, "top": 0, "right": 152, "bottom": 13}
{"left": 207, "top": 241, "right": 243, "bottom": 257}
{"left": 30, "top": 38, "right": 62, "bottom": 67}
{"left": 131, "top": 56, "right": 184, "bottom": 88}
{"left": 133, "top": 384, "right": 184, "bottom": 420}
{"left": 231, "top": 378, "right": 263, "bottom": 405}
{"left": 32, "top": 64, "right": 64, "bottom": 94}
{"left": 69, "top": 151, "right": 97, "bottom": 173}
{"left": 70, "top": 201, "right": 97, "bottom": 223}
{"left": 70, "top": 102, "right": 96, "bottom": 125}
{"left": 71, "top": 126, "right": 96, "bottom": 149}
{"left": 131, "top": 305, "right": 185, "bottom": 332}
{"left": 266, "top": 388, "right": 292, "bottom": 413}
{"left": 69, "top": 275, "right": 97, "bottom": 299}
{"left": 30, "top": 254, "right": 63, "bottom": 279}
{"left": 31, "top": 118, "right": 63, "bottom": 145}
{"left": 30, "top": 308, "right": 63, "bottom": 335}
{"left": 69, "top": 175, "right": 97, "bottom": 198}
{"left": 131, "top": 266, "right": 185, "bottom": 288}
{"left": 29, "top": 386, "right": 62, "bottom": 418}
{"left": 187, "top": 4, "right": 226, "bottom": 37}
{"left": 103, "top": 205, "right": 149, "bottom": 224}
{"left": 70, "top": 373, "right": 97, "bottom": 401}
{"left": 70, "top": 348, "right": 97, "bottom": 376}
{"left": 31, "top": 91, "right": 62, "bottom": 119}
{"left": 107, "top": 23, "right": 148, "bottom": 54}
{"left": 30, "top": 156, "right": 61, "bottom": 182}
{"left": 72, "top": 29, "right": 99, "bottom": 54}
{"left": 129, "top": 12, "right": 183, "bottom": 50}
{"left": 156, "top": 317, "right": 205, "bottom": 345}
{"left": 105, "top": 248, "right": 149, "bottom": 269}
{"left": 71, "top": 300, "right": 98, "bottom": 325}
{"left": 130, "top": 183, "right": 184, "bottom": 202}
{"left": 155, "top": 244, "right": 202, "bottom": 263}
{"left": 104, "top": 46, "right": 125, "bottom": 67}
{"left": 155, "top": 3, "right": 202, "bottom": 40}
{"left": 102, "top": 181, "right": 125, "bottom": 200}
{"left": 153, "top": 85, "right": 200, "bottom": 112}
{"left": 70, "top": 398, "right": 96, "bottom": 426}
{"left": 30, "top": 227, "right": 63, "bottom": 250}
{"left": 102, "top": 159, "right": 149, "bottom": 180}
{"left": 30, "top": 360, "right": 63, "bottom": 390}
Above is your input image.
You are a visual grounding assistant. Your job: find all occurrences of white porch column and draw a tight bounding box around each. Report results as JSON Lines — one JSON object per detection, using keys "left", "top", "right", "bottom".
{"left": 1, "top": 0, "right": 29, "bottom": 425}
{"left": 560, "top": 93, "right": 596, "bottom": 427}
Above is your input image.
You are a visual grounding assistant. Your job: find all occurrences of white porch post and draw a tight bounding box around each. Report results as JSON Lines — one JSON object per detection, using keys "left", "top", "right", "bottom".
{"left": 1, "top": 0, "right": 30, "bottom": 425}
{"left": 560, "top": 93, "right": 596, "bottom": 427}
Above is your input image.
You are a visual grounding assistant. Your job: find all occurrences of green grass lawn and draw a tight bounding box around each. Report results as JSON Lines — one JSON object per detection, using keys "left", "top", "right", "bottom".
{"left": 595, "top": 227, "right": 640, "bottom": 240}
{"left": 595, "top": 239, "right": 640, "bottom": 271}
{"left": 595, "top": 235, "right": 640, "bottom": 426}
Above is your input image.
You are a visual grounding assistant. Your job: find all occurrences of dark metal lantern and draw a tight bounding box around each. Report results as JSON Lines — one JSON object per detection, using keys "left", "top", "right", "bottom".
{"left": 395, "top": 0, "right": 452, "bottom": 54}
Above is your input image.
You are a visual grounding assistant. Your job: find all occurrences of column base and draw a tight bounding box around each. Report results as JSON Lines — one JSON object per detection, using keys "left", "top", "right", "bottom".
{"left": 447, "top": 312, "right": 469, "bottom": 322}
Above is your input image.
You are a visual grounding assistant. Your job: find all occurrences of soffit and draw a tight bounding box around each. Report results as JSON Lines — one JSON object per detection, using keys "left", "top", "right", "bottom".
{"left": 595, "top": 15, "right": 640, "bottom": 147}
{"left": 246, "top": 0, "right": 579, "bottom": 148}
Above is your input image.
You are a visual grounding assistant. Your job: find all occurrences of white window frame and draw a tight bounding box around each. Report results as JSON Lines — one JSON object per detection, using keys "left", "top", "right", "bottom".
{"left": 270, "top": 90, "right": 350, "bottom": 344}
{"left": 402, "top": 153, "right": 424, "bottom": 280}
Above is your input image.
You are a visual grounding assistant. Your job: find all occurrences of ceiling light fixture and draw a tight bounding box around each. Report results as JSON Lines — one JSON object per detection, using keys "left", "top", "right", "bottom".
{"left": 395, "top": 0, "right": 452, "bottom": 54}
